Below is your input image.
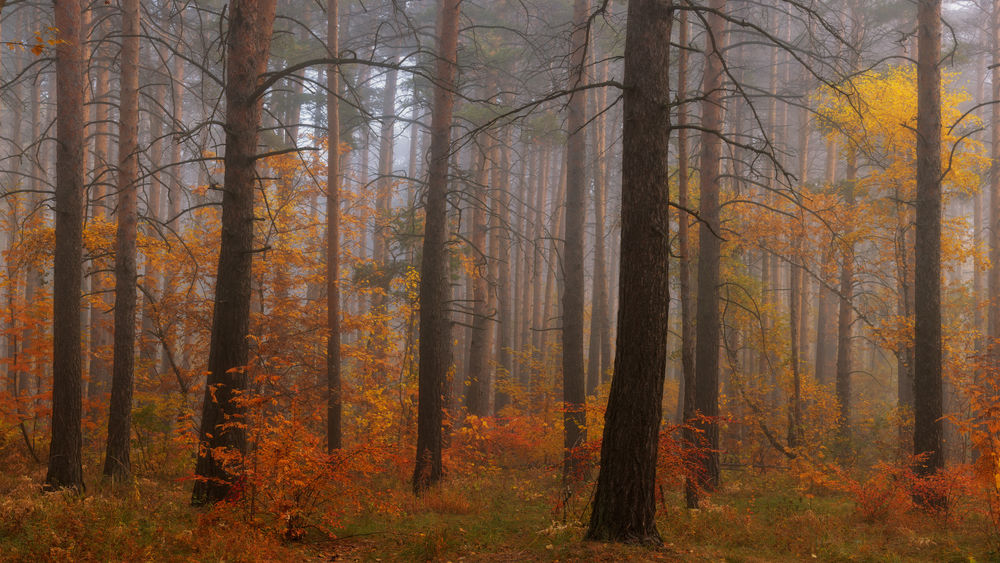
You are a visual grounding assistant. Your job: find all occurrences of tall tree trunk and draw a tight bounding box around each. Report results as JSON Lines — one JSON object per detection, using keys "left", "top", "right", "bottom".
{"left": 913, "top": 0, "right": 945, "bottom": 489}
{"left": 587, "top": 56, "right": 611, "bottom": 394}
{"left": 835, "top": 148, "right": 857, "bottom": 444}
{"left": 562, "top": 0, "right": 588, "bottom": 475}
{"left": 192, "top": 0, "right": 278, "bottom": 505}
{"left": 586, "top": 0, "right": 672, "bottom": 544}
{"left": 542, "top": 153, "right": 566, "bottom": 367}
{"left": 693, "top": 0, "right": 726, "bottom": 499}
{"left": 676, "top": 9, "right": 699, "bottom": 506}
{"left": 103, "top": 0, "right": 140, "bottom": 482}
{"left": 990, "top": 1, "right": 1000, "bottom": 360}
{"left": 413, "top": 0, "right": 460, "bottom": 494}
{"left": 517, "top": 145, "right": 536, "bottom": 389}
{"left": 46, "top": 0, "right": 86, "bottom": 492}
{"left": 495, "top": 127, "right": 513, "bottom": 412}
{"left": 87, "top": 6, "right": 112, "bottom": 407}
{"left": 465, "top": 148, "right": 492, "bottom": 417}
{"left": 374, "top": 59, "right": 398, "bottom": 269}
{"left": 815, "top": 137, "right": 838, "bottom": 384}
{"left": 788, "top": 97, "right": 809, "bottom": 448}
{"left": 327, "top": 0, "right": 341, "bottom": 452}
{"left": 530, "top": 145, "right": 548, "bottom": 384}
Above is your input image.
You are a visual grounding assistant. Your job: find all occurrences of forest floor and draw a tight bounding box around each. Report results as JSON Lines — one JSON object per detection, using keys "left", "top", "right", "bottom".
{"left": 1, "top": 460, "right": 997, "bottom": 562}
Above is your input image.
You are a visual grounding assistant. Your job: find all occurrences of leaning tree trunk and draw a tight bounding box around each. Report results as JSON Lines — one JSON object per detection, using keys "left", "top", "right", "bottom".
{"left": 192, "top": 0, "right": 278, "bottom": 506}
{"left": 586, "top": 0, "right": 672, "bottom": 545}
{"left": 103, "top": 0, "right": 141, "bottom": 482}
{"left": 46, "top": 0, "right": 86, "bottom": 492}
{"left": 913, "top": 0, "right": 944, "bottom": 495}
{"left": 413, "top": 0, "right": 461, "bottom": 494}
{"left": 693, "top": 0, "right": 727, "bottom": 502}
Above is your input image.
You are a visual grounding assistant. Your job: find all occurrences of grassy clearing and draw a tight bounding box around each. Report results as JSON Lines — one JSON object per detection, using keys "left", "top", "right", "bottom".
{"left": 1, "top": 462, "right": 997, "bottom": 562}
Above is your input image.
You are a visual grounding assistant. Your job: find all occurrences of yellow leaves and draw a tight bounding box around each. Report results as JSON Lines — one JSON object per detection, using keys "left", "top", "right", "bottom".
{"left": 814, "top": 65, "right": 987, "bottom": 202}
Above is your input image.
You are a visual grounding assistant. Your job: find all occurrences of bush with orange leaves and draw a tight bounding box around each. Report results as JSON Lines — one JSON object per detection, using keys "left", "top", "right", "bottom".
{"left": 962, "top": 350, "right": 1000, "bottom": 540}
{"left": 792, "top": 454, "right": 978, "bottom": 522}
{"left": 193, "top": 373, "right": 401, "bottom": 542}
{"left": 449, "top": 413, "right": 557, "bottom": 472}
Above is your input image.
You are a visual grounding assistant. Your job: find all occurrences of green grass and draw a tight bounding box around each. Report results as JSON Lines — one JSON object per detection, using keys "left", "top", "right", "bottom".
{"left": 1, "top": 463, "right": 997, "bottom": 562}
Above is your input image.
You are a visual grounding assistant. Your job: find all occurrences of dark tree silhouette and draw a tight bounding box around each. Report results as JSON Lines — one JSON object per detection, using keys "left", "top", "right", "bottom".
{"left": 192, "top": 0, "right": 278, "bottom": 505}
{"left": 586, "top": 0, "right": 672, "bottom": 544}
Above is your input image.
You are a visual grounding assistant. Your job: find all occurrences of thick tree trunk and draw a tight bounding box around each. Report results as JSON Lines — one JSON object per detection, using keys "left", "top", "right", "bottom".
{"left": 693, "top": 0, "right": 726, "bottom": 498}
{"left": 586, "top": 0, "right": 671, "bottom": 543}
{"left": 562, "top": 0, "right": 588, "bottom": 475}
{"left": 192, "top": 0, "right": 277, "bottom": 505}
{"left": 913, "top": 0, "right": 944, "bottom": 486}
{"left": 103, "top": 0, "right": 140, "bottom": 482}
{"left": 46, "top": 0, "right": 86, "bottom": 492}
{"left": 414, "top": 0, "right": 460, "bottom": 494}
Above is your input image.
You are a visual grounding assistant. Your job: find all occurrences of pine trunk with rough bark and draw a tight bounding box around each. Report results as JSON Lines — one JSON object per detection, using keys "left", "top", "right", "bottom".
{"left": 913, "top": 0, "right": 944, "bottom": 490}
{"left": 192, "top": 0, "right": 277, "bottom": 505}
{"left": 586, "top": 0, "right": 672, "bottom": 544}
{"left": 103, "top": 0, "right": 140, "bottom": 482}
{"left": 46, "top": 0, "right": 86, "bottom": 492}
{"left": 693, "top": 0, "right": 727, "bottom": 499}
{"left": 561, "top": 0, "right": 588, "bottom": 476}
{"left": 414, "top": 0, "right": 460, "bottom": 494}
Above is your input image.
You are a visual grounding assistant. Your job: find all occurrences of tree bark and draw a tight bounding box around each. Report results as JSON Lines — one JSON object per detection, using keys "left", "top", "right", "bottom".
{"left": 990, "top": 0, "right": 1000, "bottom": 351}
{"left": 414, "top": 0, "right": 460, "bottom": 494}
{"left": 495, "top": 126, "right": 514, "bottom": 412}
{"left": 676, "top": 9, "right": 699, "bottom": 506}
{"left": 46, "top": 0, "right": 86, "bottom": 492}
{"left": 374, "top": 53, "right": 398, "bottom": 269}
{"left": 586, "top": 0, "right": 671, "bottom": 543}
{"left": 103, "top": 0, "right": 140, "bottom": 482}
{"left": 327, "top": 0, "right": 342, "bottom": 452}
{"left": 913, "top": 0, "right": 945, "bottom": 486}
{"left": 835, "top": 148, "right": 857, "bottom": 445}
{"left": 693, "top": 0, "right": 726, "bottom": 498}
{"left": 465, "top": 148, "right": 492, "bottom": 417}
{"left": 587, "top": 56, "right": 611, "bottom": 395}
{"left": 562, "top": 0, "right": 588, "bottom": 476}
{"left": 192, "top": 0, "right": 277, "bottom": 505}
